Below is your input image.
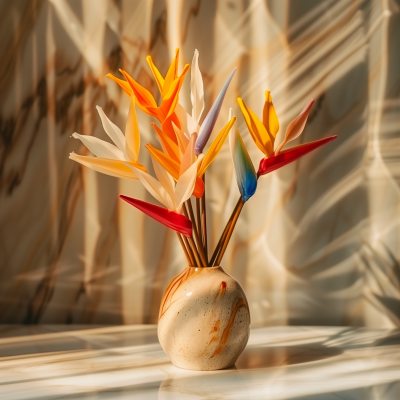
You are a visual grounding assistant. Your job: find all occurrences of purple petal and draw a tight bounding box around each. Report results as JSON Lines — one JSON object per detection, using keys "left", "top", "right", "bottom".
{"left": 195, "top": 68, "right": 236, "bottom": 155}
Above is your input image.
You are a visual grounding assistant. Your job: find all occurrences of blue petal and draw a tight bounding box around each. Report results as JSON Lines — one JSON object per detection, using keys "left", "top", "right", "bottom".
{"left": 195, "top": 68, "right": 236, "bottom": 155}
{"left": 234, "top": 133, "right": 257, "bottom": 202}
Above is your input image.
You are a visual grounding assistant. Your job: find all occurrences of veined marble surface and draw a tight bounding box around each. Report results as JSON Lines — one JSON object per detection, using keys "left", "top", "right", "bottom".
{"left": 0, "top": 0, "right": 400, "bottom": 327}
{"left": 0, "top": 325, "right": 399, "bottom": 399}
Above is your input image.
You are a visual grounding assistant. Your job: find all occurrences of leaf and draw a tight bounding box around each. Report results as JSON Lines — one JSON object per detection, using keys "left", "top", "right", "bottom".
{"left": 197, "top": 117, "right": 236, "bottom": 177}
{"left": 274, "top": 99, "right": 314, "bottom": 155}
{"left": 195, "top": 68, "right": 236, "bottom": 155}
{"left": 119, "top": 195, "right": 193, "bottom": 238}
{"left": 258, "top": 136, "right": 337, "bottom": 177}
{"left": 72, "top": 133, "right": 125, "bottom": 160}
{"left": 191, "top": 49, "right": 204, "bottom": 123}
{"left": 124, "top": 95, "right": 140, "bottom": 162}
{"left": 229, "top": 109, "right": 257, "bottom": 202}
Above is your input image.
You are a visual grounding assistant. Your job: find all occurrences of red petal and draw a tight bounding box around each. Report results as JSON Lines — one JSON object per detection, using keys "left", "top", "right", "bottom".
{"left": 258, "top": 136, "right": 337, "bottom": 177}
{"left": 119, "top": 195, "right": 192, "bottom": 238}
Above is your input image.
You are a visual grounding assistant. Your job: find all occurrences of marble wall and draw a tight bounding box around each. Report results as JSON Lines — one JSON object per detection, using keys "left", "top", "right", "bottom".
{"left": 0, "top": 0, "right": 399, "bottom": 327}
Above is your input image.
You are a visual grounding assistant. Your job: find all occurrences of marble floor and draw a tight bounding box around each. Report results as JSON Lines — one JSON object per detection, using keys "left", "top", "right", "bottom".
{"left": 0, "top": 325, "right": 399, "bottom": 399}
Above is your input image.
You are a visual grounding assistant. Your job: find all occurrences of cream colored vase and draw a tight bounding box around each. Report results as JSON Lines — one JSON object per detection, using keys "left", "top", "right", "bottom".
{"left": 158, "top": 265, "right": 250, "bottom": 371}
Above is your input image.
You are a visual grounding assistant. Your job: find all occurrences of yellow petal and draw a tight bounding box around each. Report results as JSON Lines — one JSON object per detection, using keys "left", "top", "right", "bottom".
{"left": 263, "top": 90, "right": 279, "bottom": 143}
{"left": 124, "top": 95, "right": 140, "bottom": 162}
{"left": 70, "top": 153, "right": 147, "bottom": 179}
{"left": 145, "top": 144, "right": 181, "bottom": 179}
{"left": 237, "top": 98, "right": 273, "bottom": 157}
{"left": 197, "top": 117, "right": 236, "bottom": 177}
{"left": 162, "top": 48, "right": 179, "bottom": 98}
{"left": 106, "top": 73, "right": 132, "bottom": 97}
{"left": 146, "top": 55, "right": 164, "bottom": 93}
{"left": 151, "top": 123, "right": 180, "bottom": 163}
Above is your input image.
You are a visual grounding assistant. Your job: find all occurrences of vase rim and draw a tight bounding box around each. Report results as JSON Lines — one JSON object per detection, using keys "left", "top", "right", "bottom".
{"left": 186, "top": 265, "right": 221, "bottom": 269}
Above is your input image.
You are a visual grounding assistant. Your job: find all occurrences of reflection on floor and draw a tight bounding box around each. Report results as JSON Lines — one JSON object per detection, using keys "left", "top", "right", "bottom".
{"left": 0, "top": 325, "right": 399, "bottom": 399}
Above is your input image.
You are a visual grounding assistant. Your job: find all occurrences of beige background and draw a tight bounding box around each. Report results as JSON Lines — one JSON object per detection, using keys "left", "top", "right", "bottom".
{"left": 0, "top": 0, "right": 399, "bottom": 327}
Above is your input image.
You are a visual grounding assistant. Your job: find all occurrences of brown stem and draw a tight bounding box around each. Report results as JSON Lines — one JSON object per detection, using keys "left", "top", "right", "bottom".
{"left": 186, "top": 200, "right": 208, "bottom": 268}
{"left": 183, "top": 235, "right": 196, "bottom": 267}
{"left": 201, "top": 173, "right": 208, "bottom": 261}
{"left": 214, "top": 198, "right": 244, "bottom": 266}
{"left": 196, "top": 197, "right": 202, "bottom": 245}
{"left": 176, "top": 233, "right": 192, "bottom": 266}
{"left": 182, "top": 203, "right": 204, "bottom": 268}
{"left": 188, "top": 236, "right": 202, "bottom": 268}
{"left": 209, "top": 197, "right": 242, "bottom": 267}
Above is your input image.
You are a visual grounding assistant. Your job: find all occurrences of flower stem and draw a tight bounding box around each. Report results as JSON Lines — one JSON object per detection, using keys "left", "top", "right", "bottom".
{"left": 176, "top": 233, "right": 192, "bottom": 267}
{"left": 201, "top": 173, "right": 208, "bottom": 261}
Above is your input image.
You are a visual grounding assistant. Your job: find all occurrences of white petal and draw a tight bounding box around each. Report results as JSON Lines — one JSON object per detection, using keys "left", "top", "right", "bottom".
{"left": 72, "top": 133, "right": 125, "bottom": 160}
{"left": 174, "top": 154, "right": 204, "bottom": 212}
{"left": 191, "top": 49, "right": 205, "bottom": 123}
{"left": 96, "top": 106, "right": 127, "bottom": 155}
{"left": 125, "top": 163, "right": 168, "bottom": 208}
{"left": 179, "top": 132, "right": 197, "bottom": 176}
{"left": 175, "top": 103, "right": 200, "bottom": 136}
{"left": 151, "top": 156, "right": 176, "bottom": 207}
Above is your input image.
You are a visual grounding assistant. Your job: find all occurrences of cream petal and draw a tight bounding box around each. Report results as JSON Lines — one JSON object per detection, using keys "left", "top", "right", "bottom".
{"left": 126, "top": 163, "right": 167, "bottom": 207}
{"left": 151, "top": 156, "right": 176, "bottom": 207}
{"left": 179, "top": 132, "right": 197, "bottom": 176}
{"left": 175, "top": 103, "right": 200, "bottom": 136}
{"left": 72, "top": 133, "right": 125, "bottom": 160}
{"left": 96, "top": 106, "right": 127, "bottom": 155}
{"left": 174, "top": 155, "right": 204, "bottom": 212}
{"left": 191, "top": 49, "right": 204, "bottom": 123}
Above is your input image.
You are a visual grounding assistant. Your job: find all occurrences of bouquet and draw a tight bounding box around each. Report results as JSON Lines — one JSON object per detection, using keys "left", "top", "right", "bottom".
{"left": 70, "top": 49, "right": 336, "bottom": 269}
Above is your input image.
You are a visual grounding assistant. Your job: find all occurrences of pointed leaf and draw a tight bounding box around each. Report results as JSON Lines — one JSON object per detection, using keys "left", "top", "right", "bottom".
{"left": 179, "top": 133, "right": 197, "bottom": 176}
{"left": 72, "top": 133, "right": 125, "bottom": 160}
{"left": 146, "top": 55, "right": 164, "bottom": 92}
{"left": 96, "top": 106, "right": 127, "bottom": 156}
{"left": 275, "top": 98, "right": 314, "bottom": 155}
{"left": 124, "top": 95, "right": 140, "bottom": 162}
{"left": 258, "top": 135, "right": 337, "bottom": 177}
{"left": 120, "top": 195, "right": 192, "bottom": 238}
{"left": 263, "top": 90, "right": 279, "bottom": 142}
{"left": 191, "top": 49, "right": 204, "bottom": 123}
{"left": 151, "top": 123, "right": 180, "bottom": 163}
{"left": 195, "top": 68, "right": 236, "bottom": 155}
{"left": 229, "top": 109, "right": 257, "bottom": 202}
{"left": 197, "top": 117, "right": 236, "bottom": 177}
{"left": 237, "top": 97, "right": 272, "bottom": 157}
{"left": 69, "top": 153, "right": 146, "bottom": 179}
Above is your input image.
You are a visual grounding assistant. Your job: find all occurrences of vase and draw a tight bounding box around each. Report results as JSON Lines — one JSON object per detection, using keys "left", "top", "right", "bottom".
{"left": 158, "top": 265, "right": 250, "bottom": 371}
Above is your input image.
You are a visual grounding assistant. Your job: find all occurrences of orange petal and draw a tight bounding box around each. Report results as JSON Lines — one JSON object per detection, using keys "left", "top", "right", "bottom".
{"left": 151, "top": 123, "right": 181, "bottom": 163}
{"left": 146, "top": 55, "right": 164, "bottom": 93}
{"left": 263, "top": 90, "right": 279, "bottom": 142}
{"left": 162, "top": 48, "right": 179, "bottom": 98}
{"left": 119, "top": 69, "right": 158, "bottom": 116}
{"left": 161, "top": 113, "right": 181, "bottom": 144}
{"left": 106, "top": 73, "right": 132, "bottom": 97}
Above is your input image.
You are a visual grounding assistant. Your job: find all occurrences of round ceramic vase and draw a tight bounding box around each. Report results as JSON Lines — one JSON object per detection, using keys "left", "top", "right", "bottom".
{"left": 158, "top": 265, "right": 250, "bottom": 371}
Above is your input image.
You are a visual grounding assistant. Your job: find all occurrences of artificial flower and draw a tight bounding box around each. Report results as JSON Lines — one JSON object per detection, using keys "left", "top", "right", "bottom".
{"left": 107, "top": 49, "right": 189, "bottom": 142}
{"left": 228, "top": 108, "right": 257, "bottom": 202}
{"left": 70, "top": 95, "right": 146, "bottom": 179}
{"left": 119, "top": 195, "right": 193, "bottom": 237}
